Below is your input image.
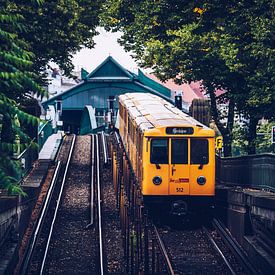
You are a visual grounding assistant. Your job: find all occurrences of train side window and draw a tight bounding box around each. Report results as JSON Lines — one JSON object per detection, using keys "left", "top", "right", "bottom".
{"left": 150, "top": 139, "right": 168, "bottom": 164}
{"left": 128, "top": 115, "right": 130, "bottom": 134}
{"left": 191, "top": 139, "right": 209, "bottom": 164}
{"left": 171, "top": 139, "right": 188, "bottom": 164}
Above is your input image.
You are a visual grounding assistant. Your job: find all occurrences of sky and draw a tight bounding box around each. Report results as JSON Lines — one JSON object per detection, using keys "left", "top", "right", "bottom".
{"left": 72, "top": 27, "right": 139, "bottom": 74}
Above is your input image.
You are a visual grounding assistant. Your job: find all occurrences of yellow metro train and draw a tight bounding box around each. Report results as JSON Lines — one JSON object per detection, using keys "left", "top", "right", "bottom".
{"left": 118, "top": 93, "right": 215, "bottom": 213}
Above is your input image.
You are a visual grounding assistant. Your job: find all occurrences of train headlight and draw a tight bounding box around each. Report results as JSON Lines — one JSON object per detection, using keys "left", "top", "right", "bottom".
{"left": 152, "top": 176, "right": 162, "bottom": 185}
{"left": 197, "top": 176, "right": 206, "bottom": 185}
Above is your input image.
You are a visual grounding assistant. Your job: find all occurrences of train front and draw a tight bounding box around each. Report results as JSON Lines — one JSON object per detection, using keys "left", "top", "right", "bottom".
{"left": 142, "top": 125, "right": 215, "bottom": 215}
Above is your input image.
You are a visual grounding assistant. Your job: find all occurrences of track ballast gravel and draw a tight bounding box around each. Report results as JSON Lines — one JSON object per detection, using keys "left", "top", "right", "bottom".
{"left": 44, "top": 135, "right": 96, "bottom": 274}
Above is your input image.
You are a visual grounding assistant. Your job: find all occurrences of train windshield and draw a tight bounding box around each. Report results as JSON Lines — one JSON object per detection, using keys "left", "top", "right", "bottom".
{"left": 150, "top": 139, "right": 168, "bottom": 164}
{"left": 150, "top": 138, "right": 209, "bottom": 165}
{"left": 171, "top": 139, "right": 188, "bottom": 164}
{"left": 190, "top": 139, "right": 209, "bottom": 164}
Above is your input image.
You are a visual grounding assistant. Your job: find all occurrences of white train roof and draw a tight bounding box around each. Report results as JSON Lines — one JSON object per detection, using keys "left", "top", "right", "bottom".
{"left": 119, "top": 93, "right": 209, "bottom": 131}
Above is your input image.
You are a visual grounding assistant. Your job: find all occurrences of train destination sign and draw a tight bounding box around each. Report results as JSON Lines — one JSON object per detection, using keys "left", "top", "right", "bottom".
{"left": 166, "top": 127, "right": 194, "bottom": 135}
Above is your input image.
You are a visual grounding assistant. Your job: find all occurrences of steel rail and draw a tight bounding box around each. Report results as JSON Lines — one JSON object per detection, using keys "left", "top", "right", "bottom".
{"left": 40, "top": 134, "right": 76, "bottom": 275}
{"left": 203, "top": 226, "right": 236, "bottom": 275}
{"left": 86, "top": 134, "right": 95, "bottom": 228}
{"left": 20, "top": 161, "right": 61, "bottom": 275}
{"left": 96, "top": 134, "right": 104, "bottom": 275}
{"left": 52, "top": 133, "right": 66, "bottom": 163}
{"left": 212, "top": 218, "right": 258, "bottom": 275}
{"left": 101, "top": 131, "right": 108, "bottom": 165}
{"left": 153, "top": 225, "right": 175, "bottom": 275}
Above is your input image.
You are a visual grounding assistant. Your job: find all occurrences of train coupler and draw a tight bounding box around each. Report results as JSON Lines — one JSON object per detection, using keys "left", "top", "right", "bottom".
{"left": 170, "top": 200, "right": 188, "bottom": 216}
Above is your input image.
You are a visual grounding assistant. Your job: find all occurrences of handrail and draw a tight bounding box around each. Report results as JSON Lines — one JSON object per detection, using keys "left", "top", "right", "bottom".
{"left": 38, "top": 120, "right": 51, "bottom": 135}
{"left": 216, "top": 153, "right": 275, "bottom": 160}
{"left": 13, "top": 137, "right": 36, "bottom": 160}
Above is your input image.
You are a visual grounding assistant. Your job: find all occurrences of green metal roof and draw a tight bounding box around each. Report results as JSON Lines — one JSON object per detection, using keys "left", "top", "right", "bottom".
{"left": 42, "top": 56, "right": 172, "bottom": 108}
{"left": 86, "top": 56, "right": 133, "bottom": 79}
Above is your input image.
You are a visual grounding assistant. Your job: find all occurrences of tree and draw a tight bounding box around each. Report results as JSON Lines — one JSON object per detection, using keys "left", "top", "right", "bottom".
{"left": 0, "top": 2, "right": 44, "bottom": 193}
{"left": 13, "top": 0, "right": 103, "bottom": 76}
{"left": 1, "top": 0, "right": 103, "bottom": 193}
{"left": 255, "top": 121, "right": 275, "bottom": 154}
{"left": 102, "top": 0, "right": 275, "bottom": 155}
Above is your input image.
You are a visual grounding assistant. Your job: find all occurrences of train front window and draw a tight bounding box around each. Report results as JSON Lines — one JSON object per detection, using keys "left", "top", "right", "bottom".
{"left": 191, "top": 139, "right": 209, "bottom": 164}
{"left": 171, "top": 139, "right": 188, "bottom": 164}
{"left": 150, "top": 139, "right": 168, "bottom": 164}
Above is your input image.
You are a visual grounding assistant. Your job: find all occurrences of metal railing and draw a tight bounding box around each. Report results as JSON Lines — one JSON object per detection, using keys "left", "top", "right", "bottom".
{"left": 111, "top": 132, "right": 175, "bottom": 274}
{"left": 216, "top": 153, "right": 275, "bottom": 191}
{"left": 13, "top": 139, "right": 38, "bottom": 179}
{"left": 11, "top": 121, "right": 53, "bottom": 180}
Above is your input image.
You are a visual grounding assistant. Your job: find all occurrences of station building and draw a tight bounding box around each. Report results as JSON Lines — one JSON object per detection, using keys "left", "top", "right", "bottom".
{"left": 42, "top": 56, "right": 172, "bottom": 133}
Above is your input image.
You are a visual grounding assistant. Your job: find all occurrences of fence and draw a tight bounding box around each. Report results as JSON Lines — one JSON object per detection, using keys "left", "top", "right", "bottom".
{"left": 12, "top": 121, "right": 53, "bottom": 179}
{"left": 216, "top": 153, "right": 275, "bottom": 191}
{"left": 13, "top": 140, "right": 38, "bottom": 179}
{"left": 111, "top": 132, "right": 174, "bottom": 274}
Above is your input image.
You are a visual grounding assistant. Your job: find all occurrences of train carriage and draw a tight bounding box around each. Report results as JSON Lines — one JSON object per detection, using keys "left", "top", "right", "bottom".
{"left": 118, "top": 93, "right": 215, "bottom": 213}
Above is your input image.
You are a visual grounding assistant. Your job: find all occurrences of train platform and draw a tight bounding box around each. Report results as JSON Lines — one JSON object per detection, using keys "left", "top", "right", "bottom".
{"left": 22, "top": 132, "right": 63, "bottom": 188}
{"left": 39, "top": 131, "right": 63, "bottom": 160}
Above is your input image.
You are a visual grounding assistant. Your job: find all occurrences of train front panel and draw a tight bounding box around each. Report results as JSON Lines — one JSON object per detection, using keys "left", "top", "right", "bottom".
{"left": 141, "top": 127, "right": 215, "bottom": 198}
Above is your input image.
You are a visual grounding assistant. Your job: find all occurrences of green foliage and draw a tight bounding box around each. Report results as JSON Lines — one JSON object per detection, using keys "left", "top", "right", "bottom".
{"left": 256, "top": 122, "right": 275, "bottom": 154}
{"left": 13, "top": 0, "right": 103, "bottom": 76}
{"left": 232, "top": 121, "right": 275, "bottom": 155}
{"left": 0, "top": 4, "right": 42, "bottom": 194}
{"left": 232, "top": 125, "right": 248, "bottom": 156}
{"left": 102, "top": 0, "right": 275, "bottom": 156}
{"left": 1, "top": 0, "right": 103, "bottom": 193}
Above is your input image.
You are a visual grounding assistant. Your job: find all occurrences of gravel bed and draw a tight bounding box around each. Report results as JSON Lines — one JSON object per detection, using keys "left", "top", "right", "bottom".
{"left": 100, "top": 134, "right": 126, "bottom": 274}
{"left": 209, "top": 228, "right": 246, "bottom": 274}
{"left": 44, "top": 135, "right": 97, "bottom": 274}
{"left": 27, "top": 135, "right": 75, "bottom": 274}
{"left": 19, "top": 134, "right": 127, "bottom": 274}
{"left": 14, "top": 166, "right": 55, "bottom": 274}
{"left": 156, "top": 221, "right": 233, "bottom": 274}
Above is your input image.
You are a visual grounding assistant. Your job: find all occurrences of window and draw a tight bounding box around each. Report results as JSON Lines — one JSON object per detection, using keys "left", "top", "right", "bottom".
{"left": 127, "top": 115, "right": 130, "bottom": 134}
{"left": 150, "top": 139, "right": 168, "bottom": 164}
{"left": 171, "top": 139, "right": 188, "bottom": 164}
{"left": 191, "top": 139, "right": 209, "bottom": 164}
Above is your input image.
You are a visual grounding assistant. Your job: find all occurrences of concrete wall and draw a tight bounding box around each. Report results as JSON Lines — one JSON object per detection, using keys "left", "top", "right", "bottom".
{"left": 215, "top": 186, "right": 275, "bottom": 272}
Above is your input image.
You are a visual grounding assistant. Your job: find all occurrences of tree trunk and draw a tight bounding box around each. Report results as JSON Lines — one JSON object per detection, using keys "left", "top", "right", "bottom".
{"left": 223, "top": 99, "right": 235, "bottom": 157}
{"left": 247, "top": 117, "right": 259, "bottom": 155}
{"left": 1, "top": 114, "right": 15, "bottom": 156}
{"left": 207, "top": 82, "right": 234, "bottom": 157}
{"left": 223, "top": 134, "right": 232, "bottom": 157}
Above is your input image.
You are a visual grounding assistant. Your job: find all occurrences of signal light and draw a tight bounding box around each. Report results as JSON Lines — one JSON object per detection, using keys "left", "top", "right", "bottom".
{"left": 272, "top": 126, "right": 275, "bottom": 144}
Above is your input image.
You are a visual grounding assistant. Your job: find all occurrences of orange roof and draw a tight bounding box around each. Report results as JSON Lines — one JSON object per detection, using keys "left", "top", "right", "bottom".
{"left": 145, "top": 74, "right": 205, "bottom": 104}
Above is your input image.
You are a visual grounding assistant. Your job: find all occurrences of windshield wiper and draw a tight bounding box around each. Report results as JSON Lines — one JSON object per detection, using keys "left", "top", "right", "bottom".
{"left": 155, "top": 164, "right": 161, "bottom": 169}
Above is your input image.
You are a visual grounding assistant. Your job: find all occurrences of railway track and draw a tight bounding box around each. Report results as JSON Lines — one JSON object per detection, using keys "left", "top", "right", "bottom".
{"left": 18, "top": 134, "right": 109, "bottom": 274}
{"left": 18, "top": 134, "right": 75, "bottom": 274}
{"left": 94, "top": 133, "right": 105, "bottom": 274}
{"left": 153, "top": 216, "right": 251, "bottom": 275}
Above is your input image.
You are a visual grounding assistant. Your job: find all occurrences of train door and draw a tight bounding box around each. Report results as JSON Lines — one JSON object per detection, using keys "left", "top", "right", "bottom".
{"left": 189, "top": 138, "right": 215, "bottom": 195}
{"left": 169, "top": 138, "right": 190, "bottom": 195}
